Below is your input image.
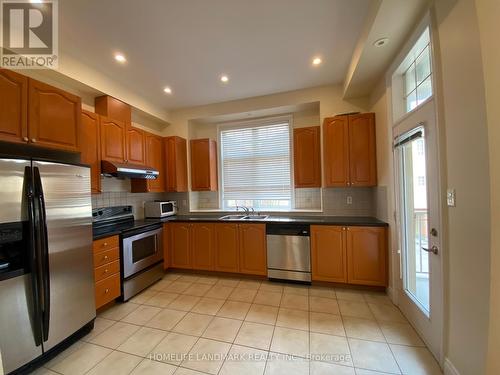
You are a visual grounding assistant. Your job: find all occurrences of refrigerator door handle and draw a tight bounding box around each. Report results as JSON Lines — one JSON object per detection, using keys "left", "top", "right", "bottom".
{"left": 34, "top": 167, "right": 50, "bottom": 342}
{"left": 25, "top": 166, "right": 43, "bottom": 347}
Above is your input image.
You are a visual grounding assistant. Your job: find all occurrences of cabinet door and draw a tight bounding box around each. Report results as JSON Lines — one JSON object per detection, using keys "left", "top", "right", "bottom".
{"left": 170, "top": 223, "right": 191, "bottom": 269}
{"left": 239, "top": 224, "right": 267, "bottom": 275}
{"left": 80, "top": 110, "right": 101, "bottom": 193}
{"left": 190, "top": 139, "right": 217, "bottom": 191}
{"left": 348, "top": 113, "right": 377, "bottom": 186}
{"left": 0, "top": 69, "right": 27, "bottom": 144}
{"left": 100, "top": 117, "right": 126, "bottom": 163}
{"left": 214, "top": 223, "right": 239, "bottom": 273}
{"left": 165, "top": 136, "right": 188, "bottom": 192}
{"left": 346, "top": 226, "right": 387, "bottom": 286}
{"left": 145, "top": 133, "right": 165, "bottom": 192}
{"left": 191, "top": 223, "right": 215, "bottom": 270}
{"left": 323, "top": 116, "right": 350, "bottom": 187}
{"left": 127, "top": 127, "right": 145, "bottom": 165}
{"left": 28, "top": 79, "right": 81, "bottom": 151}
{"left": 293, "top": 126, "right": 321, "bottom": 188}
{"left": 163, "top": 223, "right": 170, "bottom": 270}
{"left": 311, "top": 225, "right": 347, "bottom": 283}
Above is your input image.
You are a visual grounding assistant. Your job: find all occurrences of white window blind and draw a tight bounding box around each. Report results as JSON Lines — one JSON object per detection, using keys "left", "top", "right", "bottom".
{"left": 220, "top": 120, "right": 292, "bottom": 211}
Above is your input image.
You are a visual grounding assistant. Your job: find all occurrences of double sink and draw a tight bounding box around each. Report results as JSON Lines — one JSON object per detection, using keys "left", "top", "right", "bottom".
{"left": 219, "top": 214, "right": 269, "bottom": 221}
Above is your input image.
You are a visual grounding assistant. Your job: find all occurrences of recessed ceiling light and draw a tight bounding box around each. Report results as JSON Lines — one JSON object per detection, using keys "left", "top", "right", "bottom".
{"left": 312, "top": 57, "right": 322, "bottom": 66}
{"left": 373, "top": 38, "right": 389, "bottom": 47}
{"left": 163, "top": 87, "right": 172, "bottom": 94}
{"left": 114, "top": 53, "right": 126, "bottom": 63}
{"left": 220, "top": 75, "right": 229, "bottom": 83}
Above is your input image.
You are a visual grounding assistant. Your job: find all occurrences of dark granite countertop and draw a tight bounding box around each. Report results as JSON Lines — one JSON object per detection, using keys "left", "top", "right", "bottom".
{"left": 93, "top": 214, "right": 387, "bottom": 240}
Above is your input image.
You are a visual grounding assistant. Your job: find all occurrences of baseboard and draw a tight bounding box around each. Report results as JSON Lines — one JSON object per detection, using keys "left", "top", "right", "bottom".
{"left": 444, "top": 358, "right": 460, "bottom": 375}
{"left": 387, "top": 286, "right": 397, "bottom": 304}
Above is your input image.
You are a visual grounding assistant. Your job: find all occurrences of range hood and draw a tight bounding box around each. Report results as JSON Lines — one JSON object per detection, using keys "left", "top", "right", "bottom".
{"left": 101, "top": 160, "right": 159, "bottom": 179}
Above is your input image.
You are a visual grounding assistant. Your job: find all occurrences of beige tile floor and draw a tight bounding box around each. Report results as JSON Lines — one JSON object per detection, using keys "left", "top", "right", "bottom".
{"left": 35, "top": 272, "right": 443, "bottom": 375}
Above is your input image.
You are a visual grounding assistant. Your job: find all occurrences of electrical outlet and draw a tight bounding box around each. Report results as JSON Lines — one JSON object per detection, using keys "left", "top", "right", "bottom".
{"left": 447, "top": 189, "right": 456, "bottom": 207}
{"left": 347, "top": 196, "right": 353, "bottom": 205}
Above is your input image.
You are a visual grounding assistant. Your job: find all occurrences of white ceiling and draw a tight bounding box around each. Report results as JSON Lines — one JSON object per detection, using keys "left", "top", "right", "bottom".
{"left": 59, "top": 0, "right": 371, "bottom": 110}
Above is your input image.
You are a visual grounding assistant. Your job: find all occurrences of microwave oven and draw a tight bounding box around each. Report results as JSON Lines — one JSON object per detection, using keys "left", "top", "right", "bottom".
{"left": 144, "top": 201, "right": 177, "bottom": 218}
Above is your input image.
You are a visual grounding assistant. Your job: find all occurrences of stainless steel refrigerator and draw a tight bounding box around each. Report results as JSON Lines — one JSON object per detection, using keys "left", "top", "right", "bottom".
{"left": 0, "top": 158, "right": 96, "bottom": 374}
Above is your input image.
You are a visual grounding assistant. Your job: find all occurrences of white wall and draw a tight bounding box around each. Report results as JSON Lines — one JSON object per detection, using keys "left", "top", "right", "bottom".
{"left": 432, "top": 1, "right": 491, "bottom": 373}
{"left": 474, "top": 0, "right": 500, "bottom": 373}
{"left": 370, "top": 2, "right": 492, "bottom": 373}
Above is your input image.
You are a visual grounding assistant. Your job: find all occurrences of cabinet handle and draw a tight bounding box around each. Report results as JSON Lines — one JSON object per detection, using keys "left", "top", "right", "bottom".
{"left": 31, "top": 138, "right": 37, "bottom": 143}
{"left": 104, "top": 269, "right": 108, "bottom": 273}
{"left": 342, "top": 227, "right": 346, "bottom": 231}
{"left": 347, "top": 228, "right": 350, "bottom": 231}
{"left": 23, "top": 137, "right": 29, "bottom": 142}
{"left": 105, "top": 288, "right": 109, "bottom": 294}
{"left": 103, "top": 242, "right": 108, "bottom": 247}
{"left": 104, "top": 255, "right": 108, "bottom": 260}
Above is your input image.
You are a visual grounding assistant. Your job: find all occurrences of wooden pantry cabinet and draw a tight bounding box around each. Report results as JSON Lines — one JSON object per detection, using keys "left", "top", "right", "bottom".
{"left": 167, "top": 222, "right": 266, "bottom": 276}
{"left": 80, "top": 110, "right": 101, "bottom": 193}
{"left": 293, "top": 126, "right": 321, "bottom": 188}
{"left": 190, "top": 138, "right": 218, "bottom": 191}
{"left": 165, "top": 136, "right": 188, "bottom": 192}
{"left": 311, "top": 225, "right": 387, "bottom": 286}
{"left": 92, "top": 235, "right": 121, "bottom": 309}
{"left": 0, "top": 70, "right": 81, "bottom": 152}
{"left": 323, "top": 113, "right": 377, "bottom": 187}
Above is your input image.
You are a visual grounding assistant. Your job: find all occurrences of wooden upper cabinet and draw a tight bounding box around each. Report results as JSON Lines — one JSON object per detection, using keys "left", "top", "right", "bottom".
{"left": 191, "top": 223, "right": 215, "bottom": 271}
{"left": 165, "top": 136, "right": 188, "bottom": 192}
{"left": 311, "top": 225, "right": 347, "bottom": 283}
{"left": 130, "top": 132, "right": 165, "bottom": 192}
{"left": 28, "top": 78, "right": 81, "bottom": 151}
{"left": 323, "top": 116, "right": 349, "bottom": 187}
{"left": 95, "top": 95, "right": 131, "bottom": 124}
{"left": 80, "top": 110, "right": 101, "bottom": 193}
{"left": 190, "top": 138, "right": 218, "bottom": 191}
{"left": 170, "top": 222, "right": 192, "bottom": 269}
{"left": 348, "top": 113, "right": 377, "bottom": 187}
{"left": 126, "top": 127, "right": 146, "bottom": 165}
{"left": 239, "top": 224, "right": 267, "bottom": 276}
{"left": 323, "top": 113, "right": 377, "bottom": 187}
{"left": 293, "top": 126, "right": 321, "bottom": 188}
{"left": 0, "top": 69, "right": 28, "bottom": 144}
{"left": 346, "top": 226, "right": 387, "bottom": 286}
{"left": 214, "top": 223, "right": 239, "bottom": 273}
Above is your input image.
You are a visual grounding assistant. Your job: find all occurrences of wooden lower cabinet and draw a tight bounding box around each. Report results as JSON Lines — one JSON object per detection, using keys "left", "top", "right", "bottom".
{"left": 191, "top": 223, "right": 215, "bottom": 270}
{"left": 311, "top": 225, "right": 387, "bottom": 286}
{"left": 239, "top": 224, "right": 266, "bottom": 275}
{"left": 311, "top": 225, "right": 347, "bottom": 283}
{"left": 346, "top": 226, "right": 387, "bottom": 286}
{"left": 214, "top": 223, "right": 239, "bottom": 273}
{"left": 170, "top": 222, "right": 192, "bottom": 268}
{"left": 167, "top": 222, "right": 265, "bottom": 275}
{"left": 92, "top": 235, "right": 121, "bottom": 309}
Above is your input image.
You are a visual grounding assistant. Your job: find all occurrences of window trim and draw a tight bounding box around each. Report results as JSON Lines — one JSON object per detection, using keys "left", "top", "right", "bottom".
{"left": 216, "top": 115, "right": 295, "bottom": 212}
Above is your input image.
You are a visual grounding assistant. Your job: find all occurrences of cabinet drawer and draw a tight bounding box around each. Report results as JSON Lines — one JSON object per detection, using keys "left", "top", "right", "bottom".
{"left": 94, "top": 260, "right": 120, "bottom": 282}
{"left": 95, "top": 273, "right": 120, "bottom": 309}
{"left": 93, "top": 247, "right": 119, "bottom": 267}
{"left": 93, "top": 236, "right": 119, "bottom": 253}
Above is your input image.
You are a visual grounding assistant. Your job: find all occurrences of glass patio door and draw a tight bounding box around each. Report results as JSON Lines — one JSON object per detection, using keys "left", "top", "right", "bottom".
{"left": 394, "top": 99, "right": 443, "bottom": 362}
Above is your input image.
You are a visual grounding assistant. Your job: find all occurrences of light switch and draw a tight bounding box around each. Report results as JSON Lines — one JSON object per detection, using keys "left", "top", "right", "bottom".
{"left": 347, "top": 196, "right": 353, "bottom": 205}
{"left": 447, "top": 189, "right": 456, "bottom": 207}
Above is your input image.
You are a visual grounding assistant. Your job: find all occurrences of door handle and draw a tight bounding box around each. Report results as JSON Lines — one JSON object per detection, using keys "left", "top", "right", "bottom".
{"left": 422, "top": 245, "right": 439, "bottom": 255}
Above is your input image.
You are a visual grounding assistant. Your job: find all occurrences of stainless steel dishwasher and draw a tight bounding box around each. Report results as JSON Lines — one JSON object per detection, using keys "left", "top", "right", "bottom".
{"left": 266, "top": 223, "right": 311, "bottom": 282}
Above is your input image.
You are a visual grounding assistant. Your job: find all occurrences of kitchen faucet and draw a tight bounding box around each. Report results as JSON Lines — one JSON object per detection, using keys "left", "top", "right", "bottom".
{"left": 236, "top": 205, "right": 250, "bottom": 214}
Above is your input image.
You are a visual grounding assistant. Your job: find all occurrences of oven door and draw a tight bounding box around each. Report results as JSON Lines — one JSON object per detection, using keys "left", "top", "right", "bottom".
{"left": 122, "top": 227, "right": 163, "bottom": 278}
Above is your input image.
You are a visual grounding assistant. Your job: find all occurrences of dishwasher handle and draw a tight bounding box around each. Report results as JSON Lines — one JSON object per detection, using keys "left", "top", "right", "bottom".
{"left": 266, "top": 224, "right": 310, "bottom": 236}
